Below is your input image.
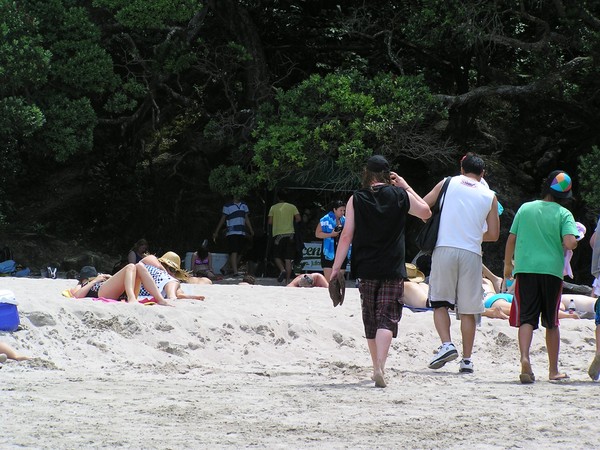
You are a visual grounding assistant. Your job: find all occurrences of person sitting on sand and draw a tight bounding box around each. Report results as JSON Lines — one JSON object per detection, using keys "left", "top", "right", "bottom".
{"left": 287, "top": 272, "right": 329, "bottom": 288}
{"left": 139, "top": 252, "right": 206, "bottom": 301}
{"left": 0, "top": 341, "right": 29, "bottom": 362}
{"left": 70, "top": 264, "right": 170, "bottom": 305}
{"left": 128, "top": 238, "right": 150, "bottom": 264}
{"left": 191, "top": 245, "right": 220, "bottom": 281}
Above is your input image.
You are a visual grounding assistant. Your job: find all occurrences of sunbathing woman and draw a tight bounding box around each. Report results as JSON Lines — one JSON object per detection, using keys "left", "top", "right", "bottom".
{"left": 287, "top": 272, "right": 329, "bottom": 288}
{"left": 484, "top": 277, "right": 597, "bottom": 319}
{"left": 402, "top": 277, "right": 589, "bottom": 320}
{"left": 139, "top": 252, "right": 205, "bottom": 301}
{"left": 70, "top": 264, "right": 169, "bottom": 305}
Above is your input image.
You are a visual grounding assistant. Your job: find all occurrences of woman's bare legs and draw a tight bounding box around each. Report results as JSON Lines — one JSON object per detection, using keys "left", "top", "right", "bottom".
{"left": 140, "top": 254, "right": 165, "bottom": 271}
{"left": 98, "top": 263, "right": 137, "bottom": 302}
{"left": 402, "top": 281, "right": 429, "bottom": 308}
{"left": 483, "top": 264, "right": 502, "bottom": 293}
{"left": 0, "top": 342, "right": 30, "bottom": 361}
{"left": 560, "top": 294, "right": 597, "bottom": 313}
{"left": 135, "top": 262, "right": 169, "bottom": 305}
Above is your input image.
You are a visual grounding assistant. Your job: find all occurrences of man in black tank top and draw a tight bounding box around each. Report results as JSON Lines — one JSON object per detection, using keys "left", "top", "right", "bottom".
{"left": 330, "top": 155, "right": 432, "bottom": 388}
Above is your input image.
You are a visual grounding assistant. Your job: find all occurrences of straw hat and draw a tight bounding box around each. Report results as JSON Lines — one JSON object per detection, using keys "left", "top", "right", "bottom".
{"left": 158, "top": 251, "right": 189, "bottom": 281}
{"left": 405, "top": 263, "right": 425, "bottom": 283}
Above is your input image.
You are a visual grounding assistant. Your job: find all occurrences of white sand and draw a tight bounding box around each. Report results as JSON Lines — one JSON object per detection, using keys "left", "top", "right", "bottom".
{"left": 1, "top": 277, "right": 599, "bottom": 449}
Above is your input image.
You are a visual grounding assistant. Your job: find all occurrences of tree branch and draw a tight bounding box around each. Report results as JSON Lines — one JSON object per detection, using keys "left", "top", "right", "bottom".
{"left": 437, "top": 57, "right": 591, "bottom": 107}
{"left": 577, "top": 5, "right": 600, "bottom": 31}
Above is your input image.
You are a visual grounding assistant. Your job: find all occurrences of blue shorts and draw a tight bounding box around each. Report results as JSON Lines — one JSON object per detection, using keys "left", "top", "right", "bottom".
{"left": 595, "top": 298, "right": 600, "bottom": 326}
{"left": 484, "top": 293, "right": 513, "bottom": 309}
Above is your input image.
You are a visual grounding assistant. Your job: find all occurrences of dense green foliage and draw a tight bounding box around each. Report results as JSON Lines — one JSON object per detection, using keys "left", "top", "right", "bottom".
{"left": 0, "top": 0, "right": 599, "bottom": 268}
{"left": 246, "top": 71, "right": 446, "bottom": 191}
{"left": 579, "top": 146, "right": 600, "bottom": 217}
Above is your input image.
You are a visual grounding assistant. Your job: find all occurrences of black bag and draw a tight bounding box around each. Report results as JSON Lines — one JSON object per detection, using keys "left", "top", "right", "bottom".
{"left": 415, "top": 177, "right": 451, "bottom": 253}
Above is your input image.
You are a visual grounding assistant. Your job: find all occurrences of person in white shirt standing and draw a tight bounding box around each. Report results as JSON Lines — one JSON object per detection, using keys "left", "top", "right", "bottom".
{"left": 423, "top": 153, "right": 500, "bottom": 374}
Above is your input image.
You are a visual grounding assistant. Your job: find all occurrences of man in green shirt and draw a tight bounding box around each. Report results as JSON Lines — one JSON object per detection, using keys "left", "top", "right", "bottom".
{"left": 504, "top": 170, "right": 579, "bottom": 384}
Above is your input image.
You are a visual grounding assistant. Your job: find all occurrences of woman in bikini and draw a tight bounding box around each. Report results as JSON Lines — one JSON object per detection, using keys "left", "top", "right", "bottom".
{"left": 191, "top": 245, "right": 220, "bottom": 280}
{"left": 139, "top": 252, "right": 206, "bottom": 301}
{"left": 70, "top": 263, "right": 169, "bottom": 305}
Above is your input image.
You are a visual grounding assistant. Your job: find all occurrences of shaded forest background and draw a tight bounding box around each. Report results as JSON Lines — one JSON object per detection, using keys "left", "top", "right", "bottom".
{"left": 1, "top": 0, "right": 599, "bottom": 282}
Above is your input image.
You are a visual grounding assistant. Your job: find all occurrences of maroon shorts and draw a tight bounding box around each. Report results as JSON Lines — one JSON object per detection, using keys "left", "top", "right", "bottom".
{"left": 509, "top": 273, "right": 563, "bottom": 330}
{"left": 358, "top": 278, "right": 404, "bottom": 339}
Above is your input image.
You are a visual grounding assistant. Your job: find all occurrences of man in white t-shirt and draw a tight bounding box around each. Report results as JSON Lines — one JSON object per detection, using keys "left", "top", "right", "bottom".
{"left": 423, "top": 153, "right": 500, "bottom": 374}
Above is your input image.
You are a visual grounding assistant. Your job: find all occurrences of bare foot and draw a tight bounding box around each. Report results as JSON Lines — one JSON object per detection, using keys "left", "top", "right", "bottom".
{"left": 373, "top": 368, "right": 386, "bottom": 388}
{"left": 588, "top": 354, "right": 600, "bottom": 381}
{"left": 370, "top": 368, "right": 385, "bottom": 381}
{"left": 520, "top": 360, "right": 535, "bottom": 384}
{"left": 549, "top": 372, "right": 570, "bottom": 381}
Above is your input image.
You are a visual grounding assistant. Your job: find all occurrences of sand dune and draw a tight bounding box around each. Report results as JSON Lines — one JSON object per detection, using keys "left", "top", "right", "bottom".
{"left": 1, "top": 277, "right": 599, "bottom": 449}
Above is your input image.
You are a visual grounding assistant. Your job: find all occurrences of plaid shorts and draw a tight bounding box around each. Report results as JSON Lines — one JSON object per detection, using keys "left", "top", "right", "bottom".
{"left": 358, "top": 278, "right": 404, "bottom": 339}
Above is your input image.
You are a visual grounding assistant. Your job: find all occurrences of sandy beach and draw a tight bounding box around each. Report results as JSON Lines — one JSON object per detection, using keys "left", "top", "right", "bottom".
{"left": 1, "top": 276, "right": 600, "bottom": 449}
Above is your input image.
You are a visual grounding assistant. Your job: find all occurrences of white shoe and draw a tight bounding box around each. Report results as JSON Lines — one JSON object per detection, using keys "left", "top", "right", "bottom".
{"left": 459, "top": 359, "right": 474, "bottom": 373}
{"left": 428, "top": 343, "right": 458, "bottom": 369}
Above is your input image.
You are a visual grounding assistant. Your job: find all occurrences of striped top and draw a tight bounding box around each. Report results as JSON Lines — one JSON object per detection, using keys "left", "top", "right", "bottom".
{"left": 223, "top": 202, "right": 250, "bottom": 236}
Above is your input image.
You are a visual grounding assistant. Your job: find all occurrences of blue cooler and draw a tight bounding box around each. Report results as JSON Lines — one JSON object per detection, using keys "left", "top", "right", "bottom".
{"left": 0, "top": 289, "right": 20, "bottom": 332}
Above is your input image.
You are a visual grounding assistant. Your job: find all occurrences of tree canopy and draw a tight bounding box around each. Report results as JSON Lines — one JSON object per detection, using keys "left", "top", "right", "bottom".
{"left": 1, "top": 0, "right": 599, "bottom": 266}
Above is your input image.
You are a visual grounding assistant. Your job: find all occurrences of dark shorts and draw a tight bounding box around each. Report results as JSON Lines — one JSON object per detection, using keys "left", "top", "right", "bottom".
{"left": 272, "top": 235, "right": 296, "bottom": 260}
{"left": 358, "top": 278, "right": 404, "bottom": 339}
{"left": 509, "top": 273, "right": 563, "bottom": 330}
{"left": 226, "top": 234, "right": 246, "bottom": 253}
{"left": 320, "top": 255, "right": 348, "bottom": 269}
{"left": 595, "top": 298, "right": 600, "bottom": 326}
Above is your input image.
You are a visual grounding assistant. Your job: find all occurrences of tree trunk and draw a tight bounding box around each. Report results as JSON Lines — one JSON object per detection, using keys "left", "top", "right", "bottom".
{"left": 207, "top": 0, "right": 272, "bottom": 105}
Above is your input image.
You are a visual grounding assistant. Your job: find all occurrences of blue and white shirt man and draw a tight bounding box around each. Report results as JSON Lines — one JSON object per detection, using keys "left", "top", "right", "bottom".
{"left": 223, "top": 201, "right": 250, "bottom": 236}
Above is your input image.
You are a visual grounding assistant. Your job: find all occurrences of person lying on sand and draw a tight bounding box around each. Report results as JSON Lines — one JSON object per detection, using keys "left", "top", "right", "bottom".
{"left": 403, "top": 277, "right": 588, "bottom": 320}
{"left": 0, "top": 341, "right": 30, "bottom": 362}
{"left": 71, "top": 264, "right": 170, "bottom": 305}
{"left": 287, "top": 273, "right": 329, "bottom": 288}
{"left": 139, "top": 253, "right": 205, "bottom": 301}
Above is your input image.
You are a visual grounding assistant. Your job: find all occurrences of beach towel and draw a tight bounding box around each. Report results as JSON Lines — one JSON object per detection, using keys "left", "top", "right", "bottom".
{"left": 61, "top": 290, "right": 156, "bottom": 305}
{"left": 403, "top": 305, "right": 432, "bottom": 313}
